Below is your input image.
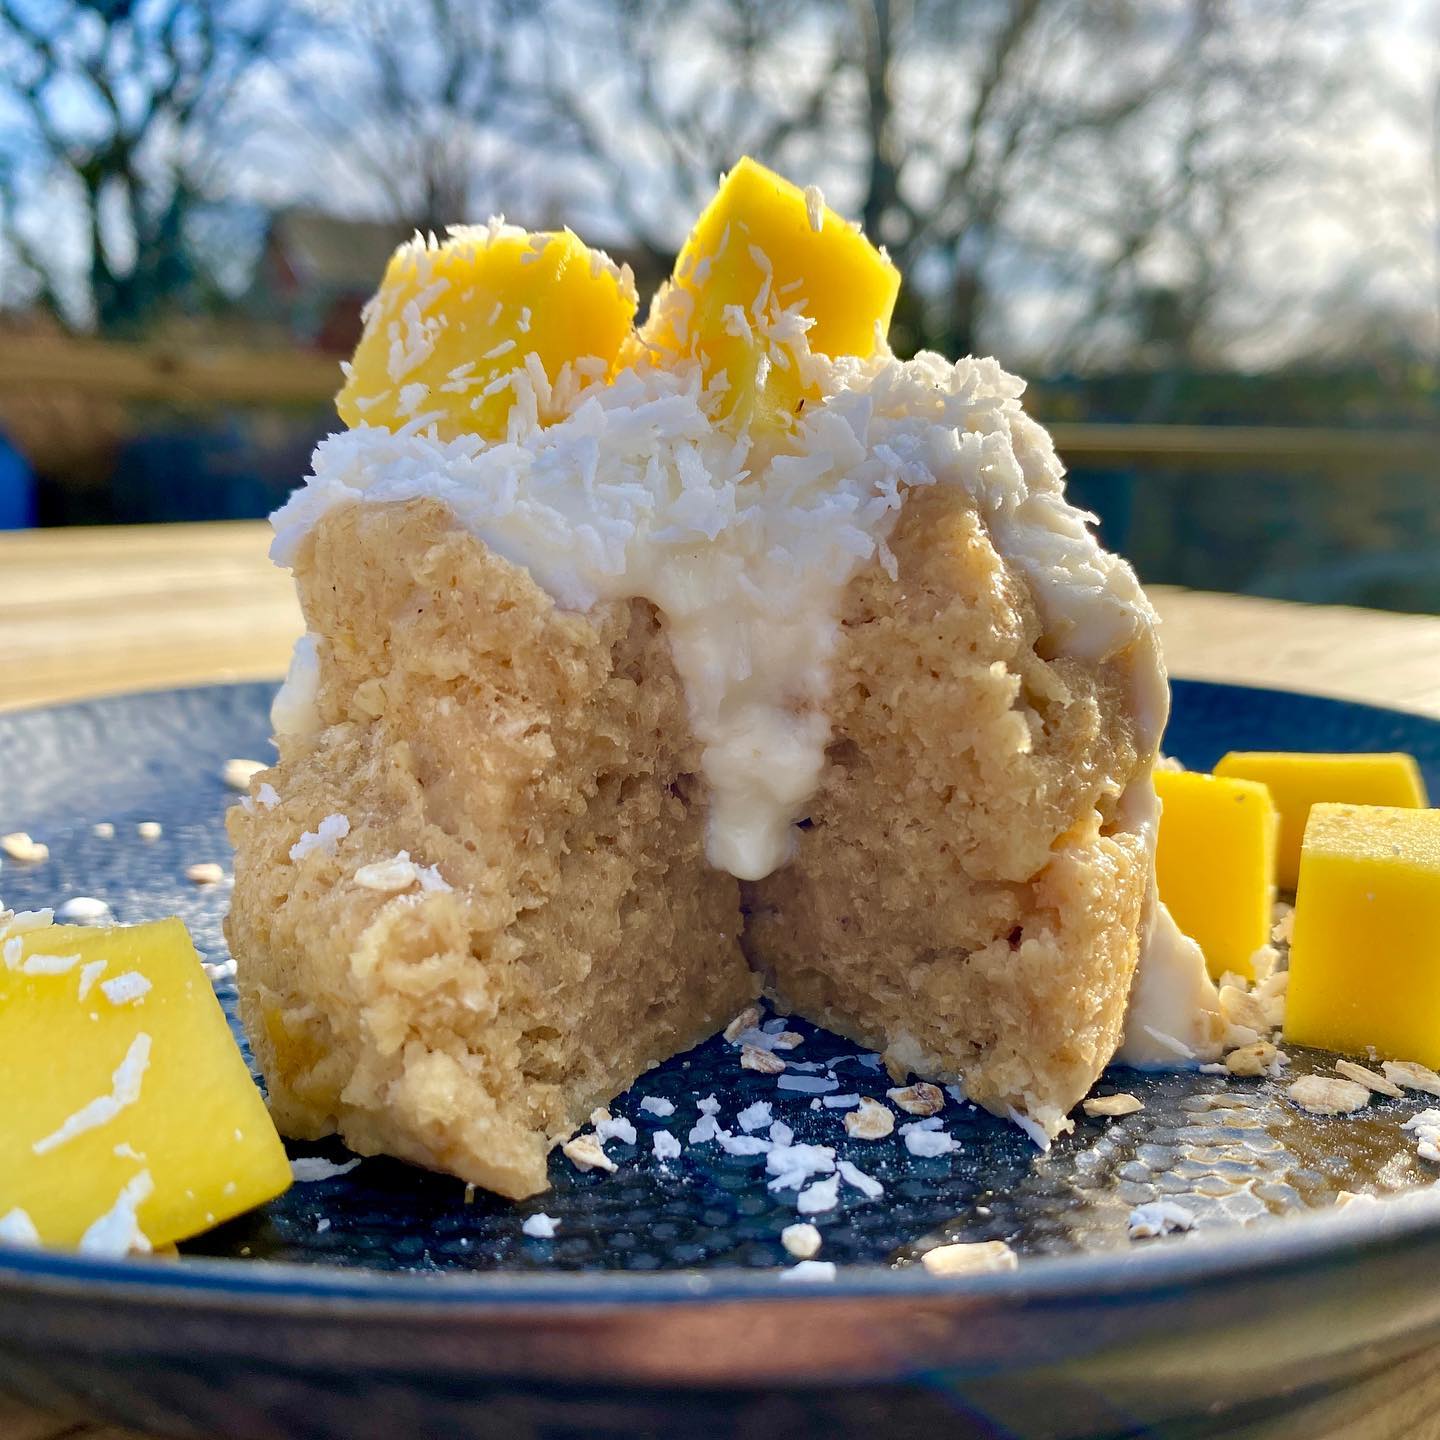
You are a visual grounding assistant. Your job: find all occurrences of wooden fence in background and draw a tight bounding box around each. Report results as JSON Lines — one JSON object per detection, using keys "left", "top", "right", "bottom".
{"left": 0, "top": 336, "right": 1435, "bottom": 467}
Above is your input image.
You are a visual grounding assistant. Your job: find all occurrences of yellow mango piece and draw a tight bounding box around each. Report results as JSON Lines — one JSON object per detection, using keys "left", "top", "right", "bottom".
{"left": 337, "top": 225, "right": 638, "bottom": 441}
{"left": 1215, "top": 751, "right": 1428, "bottom": 891}
{"left": 0, "top": 918, "right": 291, "bottom": 1252}
{"left": 1286, "top": 803, "right": 1440, "bottom": 1067}
{"left": 644, "top": 155, "right": 900, "bottom": 430}
{"left": 1153, "top": 769, "right": 1278, "bottom": 982}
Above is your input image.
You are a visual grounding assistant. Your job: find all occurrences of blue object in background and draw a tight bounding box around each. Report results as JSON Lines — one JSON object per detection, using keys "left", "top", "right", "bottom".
{"left": 1066, "top": 465, "right": 1135, "bottom": 554}
{"left": 0, "top": 430, "right": 35, "bottom": 528}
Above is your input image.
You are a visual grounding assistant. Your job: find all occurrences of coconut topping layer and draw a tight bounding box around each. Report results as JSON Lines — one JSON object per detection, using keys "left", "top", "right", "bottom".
{"left": 273, "top": 344, "right": 1163, "bottom": 883}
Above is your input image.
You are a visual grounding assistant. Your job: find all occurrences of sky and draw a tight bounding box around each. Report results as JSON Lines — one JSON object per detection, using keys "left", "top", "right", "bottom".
{"left": 0, "top": 0, "right": 1435, "bottom": 369}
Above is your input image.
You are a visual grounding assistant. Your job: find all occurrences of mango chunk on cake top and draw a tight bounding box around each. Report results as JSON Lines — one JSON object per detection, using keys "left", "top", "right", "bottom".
{"left": 1286, "top": 803, "right": 1440, "bottom": 1068}
{"left": 0, "top": 915, "right": 291, "bottom": 1253}
{"left": 642, "top": 155, "right": 900, "bottom": 429}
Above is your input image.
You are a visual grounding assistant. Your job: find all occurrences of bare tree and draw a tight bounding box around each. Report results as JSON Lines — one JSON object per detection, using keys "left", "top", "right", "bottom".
{"left": 541, "top": 0, "right": 852, "bottom": 269}
{"left": 543, "top": 0, "right": 1419, "bottom": 368}
{"left": 1042, "top": 0, "right": 1413, "bottom": 379}
{"left": 269, "top": 0, "right": 552, "bottom": 234}
{"left": 0, "top": 0, "right": 281, "bottom": 333}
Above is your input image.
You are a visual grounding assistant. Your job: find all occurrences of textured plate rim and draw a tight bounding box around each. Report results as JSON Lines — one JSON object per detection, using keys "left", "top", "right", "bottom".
{"left": 3, "top": 676, "right": 1440, "bottom": 1313}
{"left": 3, "top": 1190, "right": 1440, "bottom": 1311}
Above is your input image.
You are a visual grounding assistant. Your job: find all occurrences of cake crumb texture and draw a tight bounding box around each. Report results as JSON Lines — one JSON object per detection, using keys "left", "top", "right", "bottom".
{"left": 743, "top": 484, "right": 1149, "bottom": 1139}
{"left": 227, "top": 499, "right": 755, "bottom": 1199}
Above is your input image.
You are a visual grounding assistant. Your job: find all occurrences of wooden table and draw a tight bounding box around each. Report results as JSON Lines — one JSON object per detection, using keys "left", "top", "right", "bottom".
{"left": 4, "top": 520, "right": 1440, "bottom": 719}
{"left": 5, "top": 519, "right": 1440, "bottom": 1440}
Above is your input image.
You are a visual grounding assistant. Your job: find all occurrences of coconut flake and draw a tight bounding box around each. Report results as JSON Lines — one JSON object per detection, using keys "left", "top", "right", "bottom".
{"left": 796, "top": 1174, "right": 840, "bottom": 1214}
{"left": 289, "top": 813, "right": 350, "bottom": 862}
{"left": 33, "top": 1033, "right": 151, "bottom": 1155}
{"left": 100, "top": 972, "right": 152, "bottom": 1007}
{"left": 0, "top": 1209, "right": 40, "bottom": 1247}
{"left": 737, "top": 1100, "right": 774, "bottom": 1132}
{"left": 290, "top": 1156, "right": 362, "bottom": 1182}
{"left": 1128, "top": 1200, "right": 1196, "bottom": 1239}
{"left": 79, "top": 1170, "right": 154, "bottom": 1256}
{"left": 780, "top": 1259, "right": 837, "bottom": 1282}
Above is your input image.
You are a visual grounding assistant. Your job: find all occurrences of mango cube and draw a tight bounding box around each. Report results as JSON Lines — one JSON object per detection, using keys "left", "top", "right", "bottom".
{"left": 337, "top": 225, "right": 638, "bottom": 441}
{"left": 644, "top": 155, "right": 900, "bottom": 429}
{"left": 1153, "top": 769, "right": 1278, "bottom": 981}
{"left": 1286, "top": 804, "right": 1440, "bottom": 1067}
{"left": 0, "top": 917, "right": 291, "bottom": 1253}
{"left": 1214, "top": 751, "right": 1428, "bottom": 891}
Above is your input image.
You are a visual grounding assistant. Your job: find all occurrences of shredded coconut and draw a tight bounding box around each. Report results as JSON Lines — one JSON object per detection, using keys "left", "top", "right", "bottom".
{"left": 290, "top": 1156, "right": 362, "bottom": 1182}
{"left": 766, "top": 1142, "right": 836, "bottom": 1192}
{"left": 780, "top": 1259, "right": 836, "bottom": 1282}
{"left": 33, "top": 1033, "right": 151, "bottom": 1155}
{"left": 0, "top": 1209, "right": 40, "bottom": 1247}
{"left": 1127, "top": 1200, "right": 1196, "bottom": 1239}
{"left": 718, "top": 1131, "right": 772, "bottom": 1156}
{"left": 836, "top": 1159, "right": 884, "bottom": 1198}
{"left": 0, "top": 908, "right": 53, "bottom": 941}
{"left": 79, "top": 1169, "right": 154, "bottom": 1256}
{"left": 802, "top": 184, "right": 825, "bottom": 233}
{"left": 21, "top": 952, "right": 80, "bottom": 976}
{"left": 737, "top": 1100, "right": 774, "bottom": 1133}
{"left": 796, "top": 1174, "right": 840, "bottom": 1214}
{"left": 1403, "top": 1108, "right": 1440, "bottom": 1163}
{"left": 99, "top": 972, "right": 151, "bottom": 1006}
{"left": 76, "top": 958, "right": 107, "bottom": 1000}
{"left": 594, "top": 1112, "right": 637, "bottom": 1146}
{"left": 242, "top": 782, "right": 281, "bottom": 814}
{"left": 903, "top": 1125, "right": 959, "bottom": 1159}
{"left": 688, "top": 1113, "right": 722, "bottom": 1145}
{"left": 290, "top": 813, "right": 350, "bottom": 862}
{"left": 1005, "top": 1106, "right": 1051, "bottom": 1152}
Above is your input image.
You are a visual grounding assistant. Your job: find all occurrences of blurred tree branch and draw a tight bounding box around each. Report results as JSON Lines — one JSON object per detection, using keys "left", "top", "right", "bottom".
{"left": 536, "top": 0, "right": 1425, "bottom": 366}
{"left": 0, "top": 0, "right": 1428, "bottom": 373}
{"left": 271, "top": 0, "right": 553, "bottom": 234}
{"left": 0, "top": 0, "right": 281, "bottom": 333}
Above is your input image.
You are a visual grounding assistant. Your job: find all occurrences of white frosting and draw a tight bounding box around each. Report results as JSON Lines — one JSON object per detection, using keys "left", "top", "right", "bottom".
{"left": 1116, "top": 776, "right": 1222, "bottom": 1065}
{"left": 272, "top": 632, "right": 321, "bottom": 738}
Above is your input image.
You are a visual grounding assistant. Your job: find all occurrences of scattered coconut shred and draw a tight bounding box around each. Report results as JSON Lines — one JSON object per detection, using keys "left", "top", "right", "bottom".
{"left": 290, "top": 1156, "right": 362, "bottom": 1183}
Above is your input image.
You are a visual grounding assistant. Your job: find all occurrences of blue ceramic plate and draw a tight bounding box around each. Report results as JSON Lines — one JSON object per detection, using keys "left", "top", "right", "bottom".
{"left": 3, "top": 680, "right": 1440, "bottom": 1440}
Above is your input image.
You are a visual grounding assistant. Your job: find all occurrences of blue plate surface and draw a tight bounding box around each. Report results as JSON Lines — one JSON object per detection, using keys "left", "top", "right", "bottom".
{"left": 3, "top": 679, "right": 1440, "bottom": 1439}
